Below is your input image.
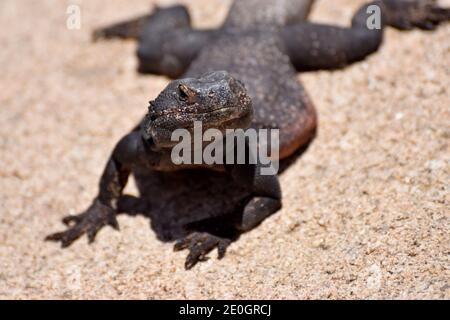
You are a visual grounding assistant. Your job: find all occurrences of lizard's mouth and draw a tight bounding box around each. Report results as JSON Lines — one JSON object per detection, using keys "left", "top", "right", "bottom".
{"left": 143, "top": 106, "right": 252, "bottom": 149}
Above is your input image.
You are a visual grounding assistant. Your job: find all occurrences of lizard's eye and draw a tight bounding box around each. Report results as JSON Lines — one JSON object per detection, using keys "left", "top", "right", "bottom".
{"left": 178, "top": 84, "right": 197, "bottom": 103}
{"left": 178, "top": 85, "right": 189, "bottom": 101}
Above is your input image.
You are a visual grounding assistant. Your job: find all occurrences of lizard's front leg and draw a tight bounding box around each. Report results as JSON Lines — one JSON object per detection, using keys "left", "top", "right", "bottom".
{"left": 46, "top": 131, "right": 146, "bottom": 247}
{"left": 228, "top": 162, "right": 282, "bottom": 232}
{"left": 175, "top": 161, "right": 282, "bottom": 270}
{"left": 45, "top": 198, "right": 119, "bottom": 247}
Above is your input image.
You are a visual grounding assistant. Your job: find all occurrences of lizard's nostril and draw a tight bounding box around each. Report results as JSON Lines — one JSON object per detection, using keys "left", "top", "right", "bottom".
{"left": 150, "top": 114, "right": 157, "bottom": 121}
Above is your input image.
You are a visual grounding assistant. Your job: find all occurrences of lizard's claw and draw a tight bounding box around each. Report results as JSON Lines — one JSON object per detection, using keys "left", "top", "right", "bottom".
{"left": 45, "top": 200, "right": 119, "bottom": 248}
{"left": 174, "top": 232, "right": 231, "bottom": 270}
{"left": 384, "top": 0, "right": 450, "bottom": 30}
{"left": 62, "top": 214, "right": 83, "bottom": 226}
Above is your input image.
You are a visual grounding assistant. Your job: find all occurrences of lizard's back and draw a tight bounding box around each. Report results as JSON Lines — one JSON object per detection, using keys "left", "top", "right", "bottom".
{"left": 185, "top": 0, "right": 317, "bottom": 159}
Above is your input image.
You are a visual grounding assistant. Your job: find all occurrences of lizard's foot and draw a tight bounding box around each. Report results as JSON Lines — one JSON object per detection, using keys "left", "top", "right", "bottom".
{"left": 45, "top": 200, "right": 119, "bottom": 248}
{"left": 174, "top": 232, "right": 231, "bottom": 270}
{"left": 384, "top": 0, "right": 450, "bottom": 30}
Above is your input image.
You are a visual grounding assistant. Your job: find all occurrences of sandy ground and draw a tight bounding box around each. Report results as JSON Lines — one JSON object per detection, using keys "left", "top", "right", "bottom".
{"left": 0, "top": 0, "right": 449, "bottom": 299}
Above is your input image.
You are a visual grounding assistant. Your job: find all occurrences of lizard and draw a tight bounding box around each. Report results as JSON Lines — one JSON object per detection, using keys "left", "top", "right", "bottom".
{"left": 46, "top": 0, "right": 450, "bottom": 269}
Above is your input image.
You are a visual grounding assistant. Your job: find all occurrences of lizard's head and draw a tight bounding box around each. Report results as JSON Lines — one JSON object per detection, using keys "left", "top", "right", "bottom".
{"left": 142, "top": 71, "right": 253, "bottom": 149}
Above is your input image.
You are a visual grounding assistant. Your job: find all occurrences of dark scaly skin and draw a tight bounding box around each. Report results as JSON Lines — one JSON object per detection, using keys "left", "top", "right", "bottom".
{"left": 47, "top": 0, "right": 450, "bottom": 269}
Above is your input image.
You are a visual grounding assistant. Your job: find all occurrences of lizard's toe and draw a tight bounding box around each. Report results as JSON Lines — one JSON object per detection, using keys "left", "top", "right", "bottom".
{"left": 107, "top": 215, "right": 120, "bottom": 231}
{"left": 217, "top": 239, "right": 231, "bottom": 259}
{"left": 62, "top": 214, "right": 83, "bottom": 226}
{"left": 45, "top": 228, "right": 83, "bottom": 248}
{"left": 45, "top": 232, "right": 64, "bottom": 242}
{"left": 87, "top": 227, "right": 100, "bottom": 244}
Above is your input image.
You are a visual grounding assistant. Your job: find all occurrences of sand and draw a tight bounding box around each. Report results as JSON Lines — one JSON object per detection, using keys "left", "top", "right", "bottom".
{"left": 0, "top": 0, "right": 449, "bottom": 299}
